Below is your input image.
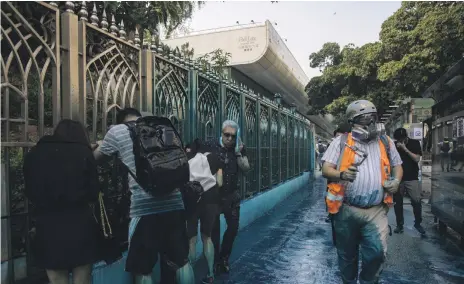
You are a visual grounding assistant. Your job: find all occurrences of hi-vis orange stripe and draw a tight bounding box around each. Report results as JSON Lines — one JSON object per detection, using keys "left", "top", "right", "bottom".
{"left": 326, "top": 133, "right": 393, "bottom": 214}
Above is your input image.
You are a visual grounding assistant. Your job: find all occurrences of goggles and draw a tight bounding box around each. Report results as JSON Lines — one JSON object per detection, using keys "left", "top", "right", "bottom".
{"left": 352, "top": 113, "right": 378, "bottom": 126}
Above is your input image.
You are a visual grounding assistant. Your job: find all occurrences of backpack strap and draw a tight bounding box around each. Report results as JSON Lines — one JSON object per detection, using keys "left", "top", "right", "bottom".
{"left": 379, "top": 135, "right": 392, "bottom": 170}
{"left": 336, "top": 133, "right": 349, "bottom": 170}
{"left": 122, "top": 121, "right": 141, "bottom": 184}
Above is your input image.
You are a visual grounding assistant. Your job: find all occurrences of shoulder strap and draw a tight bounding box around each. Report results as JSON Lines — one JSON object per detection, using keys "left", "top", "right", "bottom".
{"left": 380, "top": 135, "right": 393, "bottom": 170}
{"left": 122, "top": 121, "right": 141, "bottom": 185}
{"left": 336, "top": 133, "right": 349, "bottom": 170}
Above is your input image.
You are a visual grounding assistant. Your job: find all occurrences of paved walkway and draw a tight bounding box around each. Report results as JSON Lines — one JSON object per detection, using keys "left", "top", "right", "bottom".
{"left": 194, "top": 173, "right": 464, "bottom": 283}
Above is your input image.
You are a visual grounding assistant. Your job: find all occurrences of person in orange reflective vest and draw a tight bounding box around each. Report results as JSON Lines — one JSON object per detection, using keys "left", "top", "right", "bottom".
{"left": 322, "top": 100, "right": 403, "bottom": 284}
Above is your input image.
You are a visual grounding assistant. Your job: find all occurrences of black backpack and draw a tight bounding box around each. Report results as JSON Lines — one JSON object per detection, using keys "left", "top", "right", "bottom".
{"left": 441, "top": 142, "right": 450, "bottom": 153}
{"left": 318, "top": 143, "right": 326, "bottom": 153}
{"left": 125, "top": 116, "right": 190, "bottom": 196}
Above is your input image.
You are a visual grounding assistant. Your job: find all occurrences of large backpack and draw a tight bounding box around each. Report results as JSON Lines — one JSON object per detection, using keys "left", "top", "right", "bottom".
{"left": 126, "top": 116, "right": 190, "bottom": 196}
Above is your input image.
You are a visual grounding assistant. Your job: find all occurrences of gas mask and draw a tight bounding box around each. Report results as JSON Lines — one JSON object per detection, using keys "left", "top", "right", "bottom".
{"left": 352, "top": 123, "right": 386, "bottom": 141}
{"left": 351, "top": 113, "right": 385, "bottom": 142}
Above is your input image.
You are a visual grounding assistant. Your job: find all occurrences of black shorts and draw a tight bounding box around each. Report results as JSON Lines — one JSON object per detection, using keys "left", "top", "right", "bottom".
{"left": 125, "top": 210, "right": 189, "bottom": 275}
{"left": 187, "top": 201, "right": 218, "bottom": 239}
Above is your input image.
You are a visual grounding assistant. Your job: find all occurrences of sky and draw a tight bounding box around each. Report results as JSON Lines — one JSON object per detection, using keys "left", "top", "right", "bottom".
{"left": 186, "top": 1, "right": 402, "bottom": 80}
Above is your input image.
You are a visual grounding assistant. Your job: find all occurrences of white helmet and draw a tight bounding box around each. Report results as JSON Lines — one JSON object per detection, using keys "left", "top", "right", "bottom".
{"left": 346, "top": 100, "right": 377, "bottom": 121}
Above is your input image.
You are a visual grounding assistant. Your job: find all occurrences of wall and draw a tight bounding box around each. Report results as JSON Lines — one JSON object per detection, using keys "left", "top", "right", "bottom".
{"left": 163, "top": 24, "right": 268, "bottom": 66}
{"left": 89, "top": 172, "right": 311, "bottom": 284}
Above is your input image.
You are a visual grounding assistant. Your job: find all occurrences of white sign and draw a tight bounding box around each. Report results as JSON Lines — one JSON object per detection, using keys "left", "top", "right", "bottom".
{"left": 412, "top": 128, "right": 423, "bottom": 139}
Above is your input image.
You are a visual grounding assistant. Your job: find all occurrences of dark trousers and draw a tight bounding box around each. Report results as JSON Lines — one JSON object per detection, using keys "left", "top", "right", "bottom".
{"left": 211, "top": 196, "right": 241, "bottom": 262}
{"left": 393, "top": 180, "right": 422, "bottom": 226}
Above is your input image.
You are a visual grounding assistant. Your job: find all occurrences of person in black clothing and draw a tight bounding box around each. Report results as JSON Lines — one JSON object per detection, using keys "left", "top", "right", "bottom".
{"left": 203, "top": 120, "right": 250, "bottom": 275}
{"left": 440, "top": 137, "right": 453, "bottom": 172}
{"left": 392, "top": 128, "right": 426, "bottom": 235}
{"left": 23, "top": 119, "right": 101, "bottom": 284}
{"left": 185, "top": 139, "right": 223, "bottom": 284}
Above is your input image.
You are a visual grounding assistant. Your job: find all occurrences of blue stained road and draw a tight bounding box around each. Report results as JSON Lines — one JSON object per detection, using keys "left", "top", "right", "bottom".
{"left": 194, "top": 174, "right": 464, "bottom": 284}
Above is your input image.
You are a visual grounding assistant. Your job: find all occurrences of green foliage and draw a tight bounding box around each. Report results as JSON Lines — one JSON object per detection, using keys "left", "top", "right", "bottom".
{"left": 306, "top": 2, "right": 464, "bottom": 120}
{"left": 196, "top": 49, "right": 232, "bottom": 75}
{"left": 74, "top": 1, "right": 204, "bottom": 39}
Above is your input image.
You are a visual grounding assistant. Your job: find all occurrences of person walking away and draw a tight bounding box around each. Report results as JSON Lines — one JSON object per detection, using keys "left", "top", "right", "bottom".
{"left": 185, "top": 139, "right": 223, "bottom": 283}
{"left": 23, "top": 119, "right": 101, "bottom": 284}
{"left": 204, "top": 120, "right": 250, "bottom": 275}
{"left": 322, "top": 100, "right": 403, "bottom": 284}
{"left": 316, "top": 140, "right": 327, "bottom": 171}
{"left": 392, "top": 128, "right": 425, "bottom": 235}
{"left": 440, "top": 137, "right": 452, "bottom": 172}
{"left": 93, "top": 108, "right": 194, "bottom": 284}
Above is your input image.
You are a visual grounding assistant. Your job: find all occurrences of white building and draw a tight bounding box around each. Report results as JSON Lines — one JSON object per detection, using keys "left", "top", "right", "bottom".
{"left": 163, "top": 20, "right": 334, "bottom": 137}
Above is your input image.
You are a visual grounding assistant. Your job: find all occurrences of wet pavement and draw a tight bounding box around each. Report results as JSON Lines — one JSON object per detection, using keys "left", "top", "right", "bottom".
{"left": 194, "top": 173, "right": 464, "bottom": 283}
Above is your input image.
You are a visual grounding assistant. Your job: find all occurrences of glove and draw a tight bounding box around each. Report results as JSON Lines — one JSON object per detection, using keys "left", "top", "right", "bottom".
{"left": 383, "top": 178, "right": 400, "bottom": 194}
{"left": 341, "top": 166, "right": 358, "bottom": 182}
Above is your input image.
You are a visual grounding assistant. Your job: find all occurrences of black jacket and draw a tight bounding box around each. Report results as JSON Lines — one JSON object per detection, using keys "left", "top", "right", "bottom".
{"left": 23, "top": 134, "right": 101, "bottom": 269}
{"left": 23, "top": 135, "right": 99, "bottom": 214}
{"left": 203, "top": 138, "right": 247, "bottom": 199}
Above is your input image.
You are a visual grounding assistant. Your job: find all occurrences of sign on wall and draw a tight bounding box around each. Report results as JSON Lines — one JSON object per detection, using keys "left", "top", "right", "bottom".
{"left": 412, "top": 128, "right": 423, "bottom": 139}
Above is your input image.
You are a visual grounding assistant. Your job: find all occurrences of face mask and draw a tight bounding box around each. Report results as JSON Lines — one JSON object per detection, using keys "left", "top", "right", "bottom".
{"left": 352, "top": 123, "right": 386, "bottom": 142}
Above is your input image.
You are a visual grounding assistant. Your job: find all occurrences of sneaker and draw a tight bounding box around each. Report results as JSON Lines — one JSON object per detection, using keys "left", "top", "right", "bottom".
{"left": 202, "top": 276, "right": 214, "bottom": 284}
{"left": 414, "top": 224, "right": 426, "bottom": 235}
{"left": 394, "top": 226, "right": 404, "bottom": 234}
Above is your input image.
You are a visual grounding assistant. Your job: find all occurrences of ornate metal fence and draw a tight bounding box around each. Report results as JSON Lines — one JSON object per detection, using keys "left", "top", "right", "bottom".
{"left": 1, "top": 2, "right": 314, "bottom": 283}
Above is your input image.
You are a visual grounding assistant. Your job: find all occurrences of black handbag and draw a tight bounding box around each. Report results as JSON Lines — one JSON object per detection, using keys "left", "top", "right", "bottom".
{"left": 180, "top": 181, "right": 204, "bottom": 214}
{"left": 92, "top": 192, "right": 122, "bottom": 265}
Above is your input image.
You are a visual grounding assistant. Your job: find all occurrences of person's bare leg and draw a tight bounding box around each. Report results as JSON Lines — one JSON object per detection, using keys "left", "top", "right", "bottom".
{"left": 46, "top": 269, "right": 69, "bottom": 284}
{"left": 201, "top": 234, "right": 215, "bottom": 278}
{"left": 188, "top": 236, "right": 198, "bottom": 264}
{"left": 135, "top": 274, "right": 154, "bottom": 284}
{"left": 72, "top": 264, "right": 92, "bottom": 284}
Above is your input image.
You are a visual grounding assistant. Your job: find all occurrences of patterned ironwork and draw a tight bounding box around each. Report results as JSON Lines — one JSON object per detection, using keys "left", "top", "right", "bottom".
{"left": 260, "top": 105, "right": 270, "bottom": 190}
{"left": 197, "top": 75, "right": 219, "bottom": 141}
{"left": 225, "top": 88, "right": 240, "bottom": 123}
{"left": 0, "top": 3, "right": 315, "bottom": 283}
{"left": 84, "top": 25, "right": 140, "bottom": 140}
{"left": 271, "top": 110, "right": 279, "bottom": 184}
{"left": 280, "top": 113, "right": 288, "bottom": 181}
{"left": 244, "top": 98, "right": 258, "bottom": 198}
{"left": 81, "top": 15, "right": 141, "bottom": 262}
{"left": 153, "top": 55, "right": 189, "bottom": 142}
{"left": 1, "top": 2, "right": 61, "bottom": 282}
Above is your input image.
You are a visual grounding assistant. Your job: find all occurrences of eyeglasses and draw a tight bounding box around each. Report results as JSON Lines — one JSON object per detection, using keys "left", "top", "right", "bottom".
{"left": 222, "top": 132, "right": 236, "bottom": 139}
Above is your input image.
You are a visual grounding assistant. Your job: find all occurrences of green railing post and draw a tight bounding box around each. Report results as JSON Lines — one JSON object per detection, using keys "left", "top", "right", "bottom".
{"left": 141, "top": 49, "right": 153, "bottom": 114}
{"left": 188, "top": 68, "right": 198, "bottom": 143}
{"left": 239, "top": 91, "right": 246, "bottom": 196}
{"left": 268, "top": 107, "right": 273, "bottom": 186}
{"left": 219, "top": 82, "right": 227, "bottom": 126}
{"left": 286, "top": 114, "right": 289, "bottom": 179}
{"left": 256, "top": 98, "right": 262, "bottom": 191}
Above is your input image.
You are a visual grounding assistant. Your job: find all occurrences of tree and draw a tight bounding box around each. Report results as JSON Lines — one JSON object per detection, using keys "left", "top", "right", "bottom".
{"left": 306, "top": 2, "right": 464, "bottom": 120}
{"left": 66, "top": 1, "right": 204, "bottom": 40}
